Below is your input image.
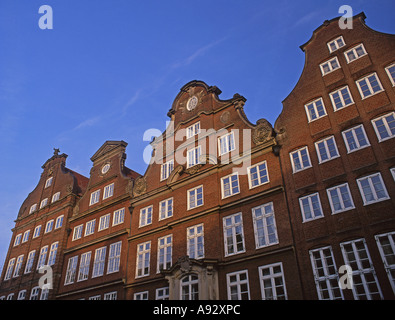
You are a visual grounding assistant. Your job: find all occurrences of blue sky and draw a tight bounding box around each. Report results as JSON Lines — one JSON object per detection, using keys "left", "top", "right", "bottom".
{"left": 0, "top": 0, "right": 394, "bottom": 271}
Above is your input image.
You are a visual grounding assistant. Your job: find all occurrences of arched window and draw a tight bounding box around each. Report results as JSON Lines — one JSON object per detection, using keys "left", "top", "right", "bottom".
{"left": 180, "top": 274, "right": 199, "bottom": 300}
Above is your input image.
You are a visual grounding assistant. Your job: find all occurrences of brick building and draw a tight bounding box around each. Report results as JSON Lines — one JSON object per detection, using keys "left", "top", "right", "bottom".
{"left": 0, "top": 12, "right": 394, "bottom": 300}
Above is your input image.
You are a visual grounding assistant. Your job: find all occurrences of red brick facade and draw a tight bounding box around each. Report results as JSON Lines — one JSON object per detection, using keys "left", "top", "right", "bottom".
{"left": 0, "top": 13, "right": 394, "bottom": 300}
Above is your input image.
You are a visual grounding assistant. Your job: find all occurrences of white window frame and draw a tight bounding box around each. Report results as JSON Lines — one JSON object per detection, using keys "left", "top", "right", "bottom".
{"left": 326, "top": 183, "right": 355, "bottom": 214}
{"left": 161, "top": 159, "right": 174, "bottom": 181}
{"left": 64, "top": 256, "right": 78, "bottom": 285}
{"left": 223, "top": 212, "right": 245, "bottom": 256}
{"left": 329, "top": 85, "right": 354, "bottom": 111}
{"left": 104, "top": 291, "right": 117, "bottom": 300}
{"left": 385, "top": 62, "right": 395, "bottom": 86}
{"left": 305, "top": 97, "right": 327, "bottom": 122}
{"left": 186, "top": 121, "right": 200, "bottom": 139}
{"left": 77, "top": 251, "right": 91, "bottom": 282}
{"left": 342, "top": 124, "right": 370, "bottom": 153}
{"left": 55, "top": 215, "right": 63, "bottom": 229}
{"left": 226, "top": 270, "right": 250, "bottom": 300}
{"left": 45, "top": 177, "right": 53, "bottom": 188}
{"left": 22, "top": 230, "right": 30, "bottom": 243}
{"left": 315, "top": 136, "right": 340, "bottom": 164}
{"left": 340, "top": 238, "right": 383, "bottom": 300}
{"left": 13, "top": 255, "right": 24, "bottom": 278}
{"left": 48, "top": 242, "right": 58, "bottom": 266}
{"left": 290, "top": 146, "right": 312, "bottom": 173}
{"left": 17, "top": 290, "right": 27, "bottom": 300}
{"left": 159, "top": 198, "right": 173, "bottom": 220}
{"left": 247, "top": 161, "right": 269, "bottom": 189}
{"left": 134, "top": 291, "right": 149, "bottom": 300}
{"left": 356, "top": 173, "right": 390, "bottom": 205}
{"left": 139, "top": 205, "right": 153, "bottom": 227}
{"left": 72, "top": 224, "right": 83, "bottom": 241}
{"left": 299, "top": 193, "right": 324, "bottom": 222}
{"left": 187, "top": 224, "right": 205, "bottom": 259}
{"left": 258, "top": 262, "right": 288, "bottom": 300}
{"left": 37, "top": 246, "right": 48, "bottom": 270}
{"left": 156, "top": 287, "right": 169, "bottom": 300}
{"left": 14, "top": 234, "right": 21, "bottom": 246}
{"left": 40, "top": 198, "right": 48, "bottom": 209}
{"left": 344, "top": 43, "right": 367, "bottom": 63}
{"left": 375, "top": 231, "right": 395, "bottom": 293}
{"left": 33, "top": 225, "right": 41, "bottom": 238}
{"left": 252, "top": 202, "right": 278, "bottom": 249}
{"left": 103, "top": 183, "right": 114, "bottom": 200}
{"left": 218, "top": 131, "right": 236, "bottom": 156}
{"left": 157, "top": 234, "right": 172, "bottom": 273}
{"left": 180, "top": 274, "right": 199, "bottom": 300}
{"left": 4, "top": 258, "right": 15, "bottom": 280}
{"left": 320, "top": 56, "right": 341, "bottom": 76}
{"left": 51, "top": 191, "right": 60, "bottom": 203}
{"left": 89, "top": 190, "right": 101, "bottom": 206}
{"left": 327, "top": 36, "right": 345, "bottom": 53}
{"left": 84, "top": 219, "right": 96, "bottom": 236}
{"left": 356, "top": 73, "right": 384, "bottom": 99}
{"left": 371, "top": 112, "right": 395, "bottom": 142}
{"left": 92, "top": 246, "right": 106, "bottom": 278}
{"left": 24, "top": 250, "right": 35, "bottom": 274}
{"left": 113, "top": 208, "right": 125, "bottom": 226}
{"left": 221, "top": 173, "right": 240, "bottom": 199}
{"left": 187, "top": 185, "right": 203, "bottom": 210}
{"left": 136, "top": 241, "right": 151, "bottom": 278}
{"left": 45, "top": 219, "right": 54, "bottom": 233}
{"left": 309, "top": 246, "right": 344, "bottom": 300}
{"left": 30, "top": 287, "right": 40, "bottom": 300}
{"left": 107, "top": 241, "right": 122, "bottom": 274}
{"left": 29, "top": 204, "right": 37, "bottom": 214}
{"left": 187, "top": 145, "right": 202, "bottom": 168}
{"left": 98, "top": 213, "right": 110, "bottom": 231}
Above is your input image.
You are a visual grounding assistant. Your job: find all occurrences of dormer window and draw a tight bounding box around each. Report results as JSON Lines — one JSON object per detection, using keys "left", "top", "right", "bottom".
{"left": 45, "top": 177, "right": 53, "bottom": 188}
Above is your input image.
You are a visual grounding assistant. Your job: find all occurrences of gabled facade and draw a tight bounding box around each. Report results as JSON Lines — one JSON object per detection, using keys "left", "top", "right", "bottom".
{"left": 125, "top": 80, "right": 302, "bottom": 300}
{"left": 274, "top": 13, "right": 395, "bottom": 299}
{"left": 0, "top": 150, "right": 88, "bottom": 300}
{"left": 56, "top": 141, "right": 140, "bottom": 300}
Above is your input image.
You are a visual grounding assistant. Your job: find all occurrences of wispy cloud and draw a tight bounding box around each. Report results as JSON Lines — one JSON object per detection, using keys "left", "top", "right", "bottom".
{"left": 73, "top": 116, "right": 101, "bottom": 131}
{"left": 121, "top": 89, "right": 142, "bottom": 114}
{"left": 292, "top": 10, "right": 323, "bottom": 28}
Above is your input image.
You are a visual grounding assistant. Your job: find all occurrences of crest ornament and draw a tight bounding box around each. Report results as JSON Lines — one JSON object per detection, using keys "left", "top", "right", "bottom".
{"left": 253, "top": 119, "right": 273, "bottom": 145}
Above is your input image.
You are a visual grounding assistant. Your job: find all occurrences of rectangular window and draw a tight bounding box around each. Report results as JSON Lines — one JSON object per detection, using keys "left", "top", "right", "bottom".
{"left": 327, "top": 183, "right": 355, "bottom": 214}
{"left": 159, "top": 198, "right": 173, "bottom": 220}
{"left": 77, "top": 251, "right": 91, "bottom": 281}
{"left": 45, "top": 220, "right": 53, "bottom": 233}
{"left": 299, "top": 193, "right": 324, "bottom": 222}
{"left": 134, "top": 291, "right": 149, "bottom": 300}
{"left": 13, "top": 255, "right": 24, "bottom": 278}
{"left": 104, "top": 292, "right": 117, "bottom": 300}
{"left": 356, "top": 73, "right": 384, "bottom": 99}
{"left": 375, "top": 231, "right": 395, "bottom": 293}
{"left": 113, "top": 208, "right": 125, "bottom": 226}
{"left": 156, "top": 287, "right": 169, "bottom": 300}
{"left": 40, "top": 198, "right": 48, "bottom": 209}
{"left": 357, "top": 173, "right": 389, "bottom": 205}
{"left": 4, "top": 258, "right": 15, "bottom": 280}
{"left": 65, "top": 256, "right": 78, "bottom": 285}
{"left": 344, "top": 43, "right": 367, "bottom": 63}
{"left": 161, "top": 159, "right": 174, "bottom": 181}
{"left": 48, "top": 242, "right": 58, "bottom": 266}
{"left": 187, "top": 145, "right": 202, "bottom": 168}
{"left": 84, "top": 219, "right": 96, "bottom": 236}
{"left": 157, "top": 235, "right": 172, "bottom": 272}
{"left": 187, "top": 185, "right": 203, "bottom": 210}
{"left": 221, "top": 173, "right": 240, "bottom": 198}
{"left": 103, "top": 183, "right": 114, "bottom": 200}
{"left": 309, "top": 246, "right": 343, "bottom": 300}
{"left": 45, "top": 177, "right": 53, "bottom": 188}
{"left": 186, "top": 121, "right": 200, "bottom": 139}
{"left": 385, "top": 63, "right": 395, "bottom": 86}
{"left": 29, "top": 204, "right": 37, "bottom": 214}
{"left": 327, "top": 36, "right": 345, "bottom": 53}
{"left": 187, "top": 224, "right": 204, "bottom": 259}
{"left": 90, "top": 190, "right": 100, "bottom": 205}
{"left": 223, "top": 213, "right": 245, "bottom": 256}
{"left": 52, "top": 192, "right": 60, "bottom": 203}
{"left": 340, "top": 238, "right": 383, "bottom": 300}
{"left": 14, "top": 234, "right": 21, "bottom": 246}
{"left": 329, "top": 86, "right": 354, "bottom": 110}
{"left": 139, "top": 206, "right": 153, "bottom": 227}
{"left": 372, "top": 112, "right": 395, "bottom": 142}
{"left": 227, "top": 270, "right": 250, "bottom": 300}
{"left": 98, "top": 213, "right": 110, "bottom": 231}
{"left": 290, "top": 146, "right": 312, "bottom": 173}
{"left": 248, "top": 161, "right": 269, "bottom": 188}
{"left": 342, "top": 124, "right": 370, "bottom": 153}
{"left": 218, "top": 131, "right": 236, "bottom": 156}
{"left": 72, "top": 224, "right": 83, "bottom": 241}
{"left": 37, "top": 246, "right": 48, "bottom": 270}
{"left": 30, "top": 287, "right": 39, "bottom": 300}
{"left": 136, "top": 241, "right": 151, "bottom": 278}
{"left": 391, "top": 168, "right": 395, "bottom": 181}
{"left": 22, "top": 230, "right": 30, "bottom": 243}
{"left": 258, "top": 262, "right": 287, "bottom": 300}
{"left": 320, "top": 57, "right": 340, "bottom": 76}
{"left": 92, "top": 246, "right": 106, "bottom": 278}
{"left": 24, "top": 250, "right": 36, "bottom": 274}
{"left": 33, "top": 225, "right": 41, "bottom": 238}
{"left": 252, "top": 202, "right": 278, "bottom": 248}
{"left": 107, "top": 241, "right": 122, "bottom": 274}
{"left": 55, "top": 215, "right": 63, "bottom": 229}
{"left": 315, "top": 136, "right": 339, "bottom": 163}
{"left": 305, "top": 98, "right": 327, "bottom": 122}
